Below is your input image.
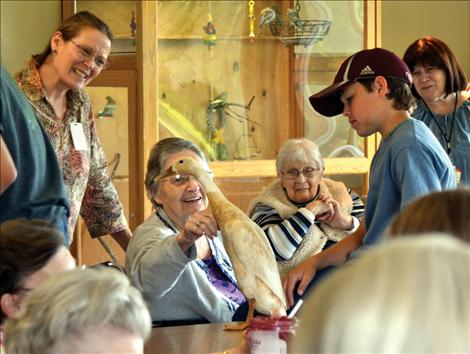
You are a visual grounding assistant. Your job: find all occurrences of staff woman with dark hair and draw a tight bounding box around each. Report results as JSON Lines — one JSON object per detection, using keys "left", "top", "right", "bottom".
{"left": 403, "top": 36, "right": 470, "bottom": 186}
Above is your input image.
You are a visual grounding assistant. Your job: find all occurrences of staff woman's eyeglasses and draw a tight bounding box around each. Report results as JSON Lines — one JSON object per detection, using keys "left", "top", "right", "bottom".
{"left": 282, "top": 167, "right": 320, "bottom": 180}
{"left": 69, "top": 39, "right": 109, "bottom": 69}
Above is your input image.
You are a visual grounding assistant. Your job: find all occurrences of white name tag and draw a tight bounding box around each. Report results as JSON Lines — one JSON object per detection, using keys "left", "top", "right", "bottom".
{"left": 70, "top": 122, "right": 88, "bottom": 151}
{"left": 454, "top": 166, "right": 462, "bottom": 185}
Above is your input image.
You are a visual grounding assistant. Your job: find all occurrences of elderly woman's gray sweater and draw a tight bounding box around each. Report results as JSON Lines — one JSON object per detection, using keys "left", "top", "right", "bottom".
{"left": 126, "top": 209, "right": 240, "bottom": 323}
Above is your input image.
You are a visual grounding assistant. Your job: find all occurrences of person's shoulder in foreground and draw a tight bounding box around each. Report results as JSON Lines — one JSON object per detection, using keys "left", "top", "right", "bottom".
{"left": 0, "top": 65, "right": 70, "bottom": 237}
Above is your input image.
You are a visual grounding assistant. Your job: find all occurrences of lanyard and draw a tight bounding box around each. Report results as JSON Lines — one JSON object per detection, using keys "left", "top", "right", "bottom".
{"left": 155, "top": 208, "right": 178, "bottom": 233}
{"left": 422, "top": 93, "right": 458, "bottom": 156}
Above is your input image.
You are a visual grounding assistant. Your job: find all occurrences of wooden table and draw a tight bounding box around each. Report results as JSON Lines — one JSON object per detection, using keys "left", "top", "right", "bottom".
{"left": 144, "top": 323, "right": 244, "bottom": 354}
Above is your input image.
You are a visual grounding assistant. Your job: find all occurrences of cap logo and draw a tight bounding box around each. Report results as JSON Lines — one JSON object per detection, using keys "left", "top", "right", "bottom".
{"left": 360, "top": 65, "right": 374, "bottom": 76}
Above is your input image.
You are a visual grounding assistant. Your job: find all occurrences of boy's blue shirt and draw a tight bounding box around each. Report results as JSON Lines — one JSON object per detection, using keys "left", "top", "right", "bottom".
{"left": 358, "top": 118, "right": 455, "bottom": 252}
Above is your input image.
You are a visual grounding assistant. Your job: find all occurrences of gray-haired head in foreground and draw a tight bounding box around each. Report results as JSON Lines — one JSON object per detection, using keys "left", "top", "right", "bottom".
{"left": 145, "top": 137, "right": 209, "bottom": 209}
{"left": 276, "top": 138, "right": 324, "bottom": 175}
{"left": 293, "top": 234, "right": 470, "bottom": 354}
{"left": 5, "top": 267, "right": 151, "bottom": 354}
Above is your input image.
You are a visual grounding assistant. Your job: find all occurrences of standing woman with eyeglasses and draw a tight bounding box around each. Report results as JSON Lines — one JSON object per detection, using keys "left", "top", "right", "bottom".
{"left": 247, "top": 138, "right": 364, "bottom": 276}
{"left": 126, "top": 138, "right": 245, "bottom": 325}
{"left": 15, "top": 11, "right": 131, "bottom": 250}
{"left": 403, "top": 36, "right": 470, "bottom": 186}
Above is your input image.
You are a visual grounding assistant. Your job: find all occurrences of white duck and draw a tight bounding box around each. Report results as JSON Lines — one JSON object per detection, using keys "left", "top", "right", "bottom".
{"left": 172, "top": 157, "right": 287, "bottom": 326}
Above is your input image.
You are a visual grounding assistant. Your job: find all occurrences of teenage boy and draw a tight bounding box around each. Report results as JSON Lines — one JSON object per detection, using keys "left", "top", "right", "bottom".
{"left": 283, "top": 48, "right": 455, "bottom": 306}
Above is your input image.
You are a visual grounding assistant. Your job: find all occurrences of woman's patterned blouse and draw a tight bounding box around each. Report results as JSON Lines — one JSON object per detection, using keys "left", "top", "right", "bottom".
{"left": 15, "top": 59, "right": 128, "bottom": 245}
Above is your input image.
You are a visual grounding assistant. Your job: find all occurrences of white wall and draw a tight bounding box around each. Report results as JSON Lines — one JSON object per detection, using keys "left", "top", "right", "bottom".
{"left": 1, "top": 0, "right": 468, "bottom": 77}
{"left": 0, "top": 0, "right": 61, "bottom": 75}
{"left": 382, "top": 0, "right": 470, "bottom": 77}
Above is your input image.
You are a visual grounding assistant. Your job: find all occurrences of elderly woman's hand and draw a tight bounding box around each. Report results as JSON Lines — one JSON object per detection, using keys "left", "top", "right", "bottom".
{"left": 176, "top": 208, "right": 219, "bottom": 254}
{"left": 316, "top": 198, "right": 353, "bottom": 230}
{"left": 305, "top": 194, "right": 335, "bottom": 217}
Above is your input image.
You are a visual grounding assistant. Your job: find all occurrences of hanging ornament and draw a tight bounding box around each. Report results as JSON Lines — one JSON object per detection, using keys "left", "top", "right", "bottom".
{"left": 202, "top": 14, "right": 217, "bottom": 47}
{"left": 248, "top": 0, "right": 255, "bottom": 38}
{"left": 130, "top": 10, "right": 136, "bottom": 37}
{"left": 207, "top": 92, "right": 228, "bottom": 160}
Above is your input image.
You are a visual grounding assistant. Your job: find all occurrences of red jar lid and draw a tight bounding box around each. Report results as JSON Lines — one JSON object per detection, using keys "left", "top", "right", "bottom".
{"left": 248, "top": 316, "right": 296, "bottom": 331}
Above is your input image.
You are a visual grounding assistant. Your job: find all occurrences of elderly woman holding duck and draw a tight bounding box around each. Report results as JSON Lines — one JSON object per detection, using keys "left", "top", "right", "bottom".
{"left": 248, "top": 138, "right": 364, "bottom": 275}
{"left": 126, "top": 138, "right": 245, "bottom": 326}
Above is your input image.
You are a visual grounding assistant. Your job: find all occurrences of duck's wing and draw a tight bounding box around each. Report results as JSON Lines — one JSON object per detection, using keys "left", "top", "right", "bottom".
{"left": 224, "top": 218, "right": 287, "bottom": 310}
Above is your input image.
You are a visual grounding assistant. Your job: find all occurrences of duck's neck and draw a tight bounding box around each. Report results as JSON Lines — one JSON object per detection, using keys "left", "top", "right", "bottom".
{"left": 196, "top": 172, "right": 231, "bottom": 210}
{"left": 196, "top": 172, "right": 220, "bottom": 194}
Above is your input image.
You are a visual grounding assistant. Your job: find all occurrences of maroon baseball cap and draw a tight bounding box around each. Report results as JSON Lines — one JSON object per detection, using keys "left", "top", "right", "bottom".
{"left": 309, "top": 48, "right": 413, "bottom": 117}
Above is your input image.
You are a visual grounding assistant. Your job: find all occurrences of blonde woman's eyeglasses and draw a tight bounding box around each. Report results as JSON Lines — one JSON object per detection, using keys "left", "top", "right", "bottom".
{"left": 69, "top": 39, "right": 109, "bottom": 69}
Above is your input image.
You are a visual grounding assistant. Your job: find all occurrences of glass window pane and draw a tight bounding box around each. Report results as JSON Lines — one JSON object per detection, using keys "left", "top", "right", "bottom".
{"left": 157, "top": 0, "right": 366, "bottom": 161}
{"left": 85, "top": 86, "right": 130, "bottom": 221}
{"left": 297, "top": 0, "right": 364, "bottom": 158}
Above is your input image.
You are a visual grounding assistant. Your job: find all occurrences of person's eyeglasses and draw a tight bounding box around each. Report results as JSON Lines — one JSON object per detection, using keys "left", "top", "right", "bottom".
{"left": 282, "top": 167, "right": 320, "bottom": 180}
{"left": 69, "top": 39, "right": 109, "bottom": 69}
{"left": 160, "top": 174, "right": 197, "bottom": 187}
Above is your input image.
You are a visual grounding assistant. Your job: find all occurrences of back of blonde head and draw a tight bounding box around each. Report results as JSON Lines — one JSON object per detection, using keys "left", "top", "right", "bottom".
{"left": 5, "top": 268, "right": 151, "bottom": 354}
{"left": 389, "top": 189, "right": 470, "bottom": 243}
{"left": 293, "top": 235, "right": 470, "bottom": 353}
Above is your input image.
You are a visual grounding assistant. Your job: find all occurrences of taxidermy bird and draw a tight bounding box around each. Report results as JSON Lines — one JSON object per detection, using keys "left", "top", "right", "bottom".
{"left": 172, "top": 157, "right": 287, "bottom": 328}
{"left": 96, "top": 96, "right": 116, "bottom": 119}
{"left": 287, "top": 8, "right": 303, "bottom": 30}
{"left": 259, "top": 6, "right": 283, "bottom": 28}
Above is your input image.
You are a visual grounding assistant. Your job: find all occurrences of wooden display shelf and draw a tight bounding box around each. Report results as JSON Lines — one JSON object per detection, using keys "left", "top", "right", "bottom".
{"left": 210, "top": 157, "right": 370, "bottom": 179}
{"left": 158, "top": 36, "right": 279, "bottom": 41}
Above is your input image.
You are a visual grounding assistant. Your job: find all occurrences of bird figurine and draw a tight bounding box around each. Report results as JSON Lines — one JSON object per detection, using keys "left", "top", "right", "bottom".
{"left": 172, "top": 157, "right": 287, "bottom": 328}
{"left": 259, "top": 6, "right": 283, "bottom": 29}
{"left": 96, "top": 96, "right": 116, "bottom": 119}
{"left": 259, "top": 7, "right": 275, "bottom": 28}
{"left": 287, "top": 8, "right": 303, "bottom": 30}
{"left": 130, "top": 10, "right": 137, "bottom": 37}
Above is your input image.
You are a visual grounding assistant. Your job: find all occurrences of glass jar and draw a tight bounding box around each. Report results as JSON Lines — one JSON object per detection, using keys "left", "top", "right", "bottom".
{"left": 246, "top": 316, "right": 297, "bottom": 354}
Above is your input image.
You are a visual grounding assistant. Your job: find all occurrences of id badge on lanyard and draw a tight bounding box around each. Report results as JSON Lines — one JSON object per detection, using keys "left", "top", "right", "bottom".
{"left": 449, "top": 152, "right": 462, "bottom": 185}
{"left": 454, "top": 166, "right": 462, "bottom": 185}
{"left": 70, "top": 122, "right": 88, "bottom": 151}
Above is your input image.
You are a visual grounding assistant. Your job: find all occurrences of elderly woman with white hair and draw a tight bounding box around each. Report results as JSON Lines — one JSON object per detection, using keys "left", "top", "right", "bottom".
{"left": 4, "top": 267, "right": 151, "bottom": 354}
{"left": 248, "top": 138, "right": 364, "bottom": 275}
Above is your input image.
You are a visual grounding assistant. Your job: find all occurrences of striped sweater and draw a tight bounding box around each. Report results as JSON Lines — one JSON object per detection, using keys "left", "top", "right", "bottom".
{"left": 248, "top": 179, "right": 364, "bottom": 274}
